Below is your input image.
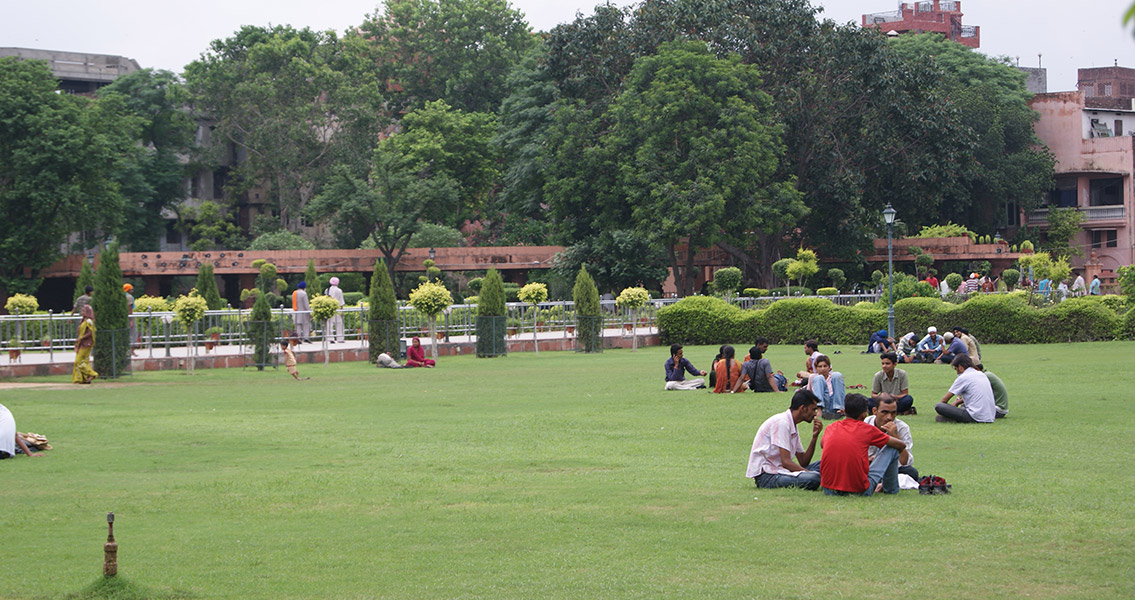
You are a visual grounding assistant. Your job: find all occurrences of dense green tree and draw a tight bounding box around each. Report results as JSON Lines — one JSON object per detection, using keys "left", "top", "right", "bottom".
{"left": 185, "top": 25, "right": 385, "bottom": 231}
{"left": 475, "top": 268, "right": 506, "bottom": 357}
{"left": 247, "top": 290, "right": 276, "bottom": 371}
{"left": 182, "top": 200, "right": 246, "bottom": 250}
{"left": 495, "top": 45, "right": 556, "bottom": 219}
{"left": 605, "top": 41, "right": 799, "bottom": 296}
{"left": 552, "top": 231, "right": 670, "bottom": 295}
{"left": 195, "top": 263, "right": 225, "bottom": 310}
{"left": 92, "top": 242, "right": 130, "bottom": 377}
{"left": 305, "top": 260, "right": 320, "bottom": 298}
{"left": 307, "top": 139, "right": 459, "bottom": 284}
{"left": 889, "top": 34, "right": 1055, "bottom": 233}
{"left": 368, "top": 259, "right": 399, "bottom": 362}
{"left": 73, "top": 260, "right": 95, "bottom": 304}
{"left": 572, "top": 265, "right": 602, "bottom": 353}
{"left": 248, "top": 231, "right": 317, "bottom": 251}
{"left": 1042, "top": 207, "right": 1085, "bottom": 260}
{"left": 0, "top": 58, "right": 133, "bottom": 295}
{"left": 359, "top": 0, "right": 535, "bottom": 113}
{"left": 97, "top": 69, "right": 195, "bottom": 252}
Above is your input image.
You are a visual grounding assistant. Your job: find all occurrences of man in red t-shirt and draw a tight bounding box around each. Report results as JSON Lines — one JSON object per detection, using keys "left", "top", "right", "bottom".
{"left": 819, "top": 393, "right": 906, "bottom": 495}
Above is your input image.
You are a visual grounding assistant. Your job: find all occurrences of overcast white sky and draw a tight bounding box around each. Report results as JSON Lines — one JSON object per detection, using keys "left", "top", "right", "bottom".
{"left": 2, "top": 1, "right": 1132, "bottom": 91}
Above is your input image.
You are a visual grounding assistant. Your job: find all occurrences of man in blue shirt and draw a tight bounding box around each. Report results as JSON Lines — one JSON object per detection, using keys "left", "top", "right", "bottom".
{"left": 916, "top": 327, "right": 944, "bottom": 363}
{"left": 937, "top": 332, "right": 968, "bottom": 365}
{"left": 664, "top": 344, "right": 707, "bottom": 390}
{"left": 1089, "top": 274, "right": 1101, "bottom": 295}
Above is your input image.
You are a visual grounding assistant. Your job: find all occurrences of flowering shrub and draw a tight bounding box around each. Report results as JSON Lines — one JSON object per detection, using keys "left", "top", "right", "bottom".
{"left": 134, "top": 295, "right": 170, "bottom": 313}
{"left": 408, "top": 282, "right": 453, "bottom": 317}
{"left": 518, "top": 282, "right": 548, "bottom": 306}
{"left": 173, "top": 292, "right": 208, "bottom": 329}
{"left": 310, "top": 295, "right": 339, "bottom": 322}
{"left": 616, "top": 286, "right": 650, "bottom": 310}
{"left": 5, "top": 293, "right": 38, "bottom": 315}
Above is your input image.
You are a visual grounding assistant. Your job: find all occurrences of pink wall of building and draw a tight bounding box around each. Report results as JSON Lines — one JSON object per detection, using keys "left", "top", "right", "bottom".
{"left": 1028, "top": 92, "right": 1135, "bottom": 276}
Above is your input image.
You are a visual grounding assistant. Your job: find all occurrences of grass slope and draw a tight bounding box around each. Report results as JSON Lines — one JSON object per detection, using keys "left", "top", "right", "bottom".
{"left": 1, "top": 342, "right": 1133, "bottom": 599}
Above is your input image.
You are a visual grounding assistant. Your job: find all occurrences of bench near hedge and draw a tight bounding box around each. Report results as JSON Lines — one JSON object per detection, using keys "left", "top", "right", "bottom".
{"left": 658, "top": 293, "right": 1135, "bottom": 346}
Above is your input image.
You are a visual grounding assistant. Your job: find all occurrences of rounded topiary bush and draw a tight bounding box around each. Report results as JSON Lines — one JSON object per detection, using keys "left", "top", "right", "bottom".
{"left": 1121, "top": 307, "right": 1135, "bottom": 340}
{"left": 657, "top": 296, "right": 745, "bottom": 345}
{"left": 1039, "top": 297, "right": 1120, "bottom": 342}
{"left": 956, "top": 293, "right": 1038, "bottom": 343}
{"left": 816, "top": 287, "right": 839, "bottom": 296}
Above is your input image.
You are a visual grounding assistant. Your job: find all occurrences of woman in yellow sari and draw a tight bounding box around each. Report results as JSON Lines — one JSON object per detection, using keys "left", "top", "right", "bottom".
{"left": 72, "top": 304, "right": 98, "bottom": 384}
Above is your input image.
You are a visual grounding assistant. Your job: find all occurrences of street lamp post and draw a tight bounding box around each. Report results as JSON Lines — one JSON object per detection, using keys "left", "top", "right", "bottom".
{"left": 883, "top": 203, "right": 897, "bottom": 340}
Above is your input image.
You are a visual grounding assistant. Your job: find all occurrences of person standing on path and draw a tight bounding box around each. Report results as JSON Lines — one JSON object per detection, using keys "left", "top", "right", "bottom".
{"left": 72, "top": 304, "right": 98, "bottom": 384}
{"left": 292, "top": 282, "right": 311, "bottom": 343}
{"left": 326, "top": 277, "right": 346, "bottom": 343}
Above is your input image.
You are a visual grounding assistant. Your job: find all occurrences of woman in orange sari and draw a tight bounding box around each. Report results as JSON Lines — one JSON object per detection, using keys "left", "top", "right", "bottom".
{"left": 72, "top": 304, "right": 98, "bottom": 384}
{"left": 406, "top": 336, "right": 436, "bottom": 368}
{"left": 712, "top": 345, "right": 741, "bottom": 393}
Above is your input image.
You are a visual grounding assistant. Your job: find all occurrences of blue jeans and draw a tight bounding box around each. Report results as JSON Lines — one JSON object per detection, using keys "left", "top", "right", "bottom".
{"left": 755, "top": 470, "right": 821, "bottom": 491}
{"left": 774, "top": 373, "right": 788, "bottom": 392}
{"left": 811, "top": 372, "right": 845, "bottom": 413}
{"left": 869, "top": 394, "right": 915, "bottom": 413}
{"left": 821, "top": 446, "right": 901, "bottom": 496}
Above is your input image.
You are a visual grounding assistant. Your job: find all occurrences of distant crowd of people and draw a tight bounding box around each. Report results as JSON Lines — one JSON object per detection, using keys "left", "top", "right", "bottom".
{"left": 928, "top": 270, "right": 1101, "bottom": 301}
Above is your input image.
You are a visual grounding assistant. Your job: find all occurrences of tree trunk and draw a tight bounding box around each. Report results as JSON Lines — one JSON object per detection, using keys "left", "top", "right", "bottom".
{"left": 631, "top": 308, "right": 638, "bottom": 352}
{"left": 428, "top": 316, "right": 438, "bottom": 360}
{"left": 531, "top": 306, "right": 539, "bottom": 354}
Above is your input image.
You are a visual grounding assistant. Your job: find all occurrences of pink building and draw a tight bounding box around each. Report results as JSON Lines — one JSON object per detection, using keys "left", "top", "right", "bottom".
{"left": 861, "top": 1, "right": 980, "bottom": 48}
{"left": 1027, "top": 90, "right": 1135, "bottom": 280}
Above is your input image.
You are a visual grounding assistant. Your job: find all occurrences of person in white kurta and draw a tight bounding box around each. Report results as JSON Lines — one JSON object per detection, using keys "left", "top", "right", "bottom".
{"left": 326, "top": 277, "right": 346, "bottom": 343}
{"left": 0, "top": 404, "right": 41, "bottom": 459}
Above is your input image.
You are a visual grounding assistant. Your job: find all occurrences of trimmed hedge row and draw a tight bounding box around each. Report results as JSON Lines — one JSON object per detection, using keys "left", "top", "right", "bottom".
{"left": 659, "top": 294, "right": 1132, "bottom": 346}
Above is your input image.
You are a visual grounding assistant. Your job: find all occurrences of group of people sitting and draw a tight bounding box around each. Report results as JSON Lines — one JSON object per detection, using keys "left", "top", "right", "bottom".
{"left": 868, "top": 326, "right": 981, "bottom": 366}
{"left": 745, "top": 351, "right": 1009, "bottom": 496}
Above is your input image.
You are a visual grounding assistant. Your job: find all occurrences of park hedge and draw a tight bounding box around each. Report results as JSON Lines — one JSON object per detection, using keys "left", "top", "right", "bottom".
{"left": 659, "top": 294, "right": 1131, "bottom": 345}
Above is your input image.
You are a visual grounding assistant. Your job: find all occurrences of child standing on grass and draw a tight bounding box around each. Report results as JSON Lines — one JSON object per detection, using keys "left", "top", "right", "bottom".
{"left": 282, "top": 341, "right": 309, "bottom": 380}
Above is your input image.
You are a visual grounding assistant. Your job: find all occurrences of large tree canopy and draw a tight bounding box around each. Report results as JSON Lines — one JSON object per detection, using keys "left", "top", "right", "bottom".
{"left": 889, "top": 34, "right": 1055, "bottom": 232}
{"left": 359, "top": 0, "right": 536, "bottom": 114}
{"left": 97, "top": 68, "right": 195, "bottom": 252}
{"left": 0, "top": 58, "right": 133, "bottom": 294}
{"left": 184, "top": 25, "right": 385, "bottom": 232}
{"left": 604, "top": 41, "right": 800, "bottom": 295}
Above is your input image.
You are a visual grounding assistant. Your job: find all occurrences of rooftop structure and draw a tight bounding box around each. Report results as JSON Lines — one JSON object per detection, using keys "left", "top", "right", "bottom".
{"left": 862, "top": 1, "right": 980, "bottom": 48}
{"left": 0, "top": 47, "right": 141, "bottom": 95}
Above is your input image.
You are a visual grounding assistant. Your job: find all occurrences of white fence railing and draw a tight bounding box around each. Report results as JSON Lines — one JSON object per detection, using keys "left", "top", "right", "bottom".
{"left": 0, "top": 293, "right": 882, "bottom": 357}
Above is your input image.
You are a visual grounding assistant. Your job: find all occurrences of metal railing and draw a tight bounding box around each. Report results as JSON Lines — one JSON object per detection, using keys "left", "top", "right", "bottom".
{"left": 1027, "top": 206, "right": 1125, "bottom": 224}
{"left": 1, "top": 293, "right": 883, "bottom": 357}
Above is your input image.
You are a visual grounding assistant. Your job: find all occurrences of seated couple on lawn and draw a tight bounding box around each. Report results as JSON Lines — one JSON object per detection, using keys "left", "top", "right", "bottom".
{"left": 746, "top": 390, "right": 908, "bottom": 495}
{"left": 727, "top": 337, "right": 788, "bottom": 394}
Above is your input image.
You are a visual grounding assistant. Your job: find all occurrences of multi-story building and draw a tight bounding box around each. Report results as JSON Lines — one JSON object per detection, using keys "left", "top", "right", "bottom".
{"left": 0, "top": 47, "right": 140, "bottom": 95}
{"left": 1026, "top": 86, "right": 1134, "bottom": 281}
{"left": 862, "top": 1, "right": 980, "bottom": 48}
{"left": 1077, "top": 65, "right": 1135, "bottom": 109}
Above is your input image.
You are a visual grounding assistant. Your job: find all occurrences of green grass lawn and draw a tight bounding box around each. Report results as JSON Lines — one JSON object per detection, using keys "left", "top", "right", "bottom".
{"left": 2, "top": 342, "right": 1133, "bottom": 599}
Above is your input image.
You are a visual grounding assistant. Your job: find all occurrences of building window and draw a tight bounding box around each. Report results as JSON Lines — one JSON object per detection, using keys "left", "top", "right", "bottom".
{"left": 1005, "top": 201, "right": 1020, "bottom": 226}
{"left": 1091, "top": 230, "right": 1118, "bottom": 248}
{"left": 1104, "top": 83, "right": 1113, "bottom": 96}
{"left": 1117, "top": 120, "right": 1125, "bottom": 136}
{"left": 1048, "top": 185, "right": 1077, "bottom": 208}
{"left": 1083, "top": 84, "right": 1095, "bottom": 97}
{"left": 1089, "top": 178, "right": 1123, "bottom": 206}
{"left": 1098, "top": 83, "right": 1107, "bottom": 96}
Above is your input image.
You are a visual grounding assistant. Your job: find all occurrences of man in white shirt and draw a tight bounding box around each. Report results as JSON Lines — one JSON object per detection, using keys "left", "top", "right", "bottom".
{"left": 865, "top": 395, "right": 917, "bottom": 480}
{"left": 935, "top": 355, "right": 996, "bottom": 423}
{"left": 746, "top": 390, "right": 823, "bottom": 490}
{"left": 0, "top": 404, "right": 42, "bottom": 459}
{"left": 326, "top": 276, "right": 346, "bottom": 343}
{"left": 1071, "top": 272, "right": 1087, "bottom": 296}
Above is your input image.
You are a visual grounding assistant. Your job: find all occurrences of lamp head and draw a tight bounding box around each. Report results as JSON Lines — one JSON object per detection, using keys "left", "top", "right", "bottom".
{"left": 883, "top": 203, "right": 897, "bottom": 225}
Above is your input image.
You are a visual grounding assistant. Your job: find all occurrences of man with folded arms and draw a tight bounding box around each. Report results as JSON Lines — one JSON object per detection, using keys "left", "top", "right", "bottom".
{"left": 746, "top": 390, "right": 823, "bottom": 490}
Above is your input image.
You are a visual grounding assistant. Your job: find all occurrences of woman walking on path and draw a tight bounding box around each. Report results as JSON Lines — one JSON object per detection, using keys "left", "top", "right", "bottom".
{"left": 72, "top": 304, "right": 98, "bottom": 384}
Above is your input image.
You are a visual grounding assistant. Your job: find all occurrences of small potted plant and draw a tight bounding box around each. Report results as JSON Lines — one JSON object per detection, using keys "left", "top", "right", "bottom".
{"left": 8, "top": 335, "right": 21, "bottom": 361}
{"left": 204, "top": 326, "right": 223, "bottom": 351}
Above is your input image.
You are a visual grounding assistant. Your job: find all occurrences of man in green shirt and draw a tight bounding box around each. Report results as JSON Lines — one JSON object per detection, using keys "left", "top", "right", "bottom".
{"left": 979, "top": 366, "right": 1009, "bottom": 418}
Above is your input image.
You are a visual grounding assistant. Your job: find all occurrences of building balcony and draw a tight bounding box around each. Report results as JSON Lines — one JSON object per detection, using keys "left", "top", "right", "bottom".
{"left": 1027, "top": 206, "right": 1127, "bottom": 225}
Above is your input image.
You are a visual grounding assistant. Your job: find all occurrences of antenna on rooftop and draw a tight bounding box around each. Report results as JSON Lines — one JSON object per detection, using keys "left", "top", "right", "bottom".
{"left": 1038, "top": 54, "right": 1042, "bottom": 68}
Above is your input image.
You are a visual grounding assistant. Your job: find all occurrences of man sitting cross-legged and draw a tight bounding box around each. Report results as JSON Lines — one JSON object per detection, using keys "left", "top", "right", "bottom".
{"left": 935, "top": 355, "right": 995, "bottom": 423}
{"left": 745, "top": 390, "right": 824, "bottom": 490}
{"left": 864, "top": 394, "right": 918, "bottom": 481}
{"left": 732, "top": 342, "right": 787, "bottom": 393}
{"left": 870, "top": 352, "right": 915, "bottom": 414}
{"left": 664, "top": 344, "right": 707, "bottom": 390}
{"left": 819, "top": 393, "right": 907, "bottom": 496}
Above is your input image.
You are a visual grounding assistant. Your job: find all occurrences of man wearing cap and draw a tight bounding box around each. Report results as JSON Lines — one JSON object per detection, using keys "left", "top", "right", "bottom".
{"left": 325, "top": 277, "right": 346, "bottom": 343}
{"left": 963, "top": 273, "right": 982, "bottom": 294}
{"left": 292, "top": 282, "right": 311, "bottom": 343}
{"left": 937, "top": 331, "right": 967, "bottom": 364}
{"left": 916, "top": 327, "right": 944, "bottom": 363}
{"left": 123, "top": 284, "right": 137, "bottom": 355}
